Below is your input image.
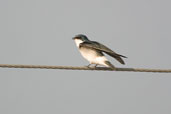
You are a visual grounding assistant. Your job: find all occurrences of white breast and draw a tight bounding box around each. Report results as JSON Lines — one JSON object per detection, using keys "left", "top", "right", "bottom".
{"left": 80, "top": 47, "right": 108, "bottom": 66}
{"left": 74, "top": 39, "right": 108, "bottom": 66}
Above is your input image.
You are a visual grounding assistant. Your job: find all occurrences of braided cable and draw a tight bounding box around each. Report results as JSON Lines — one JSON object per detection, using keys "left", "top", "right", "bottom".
{"left": 0, "top": 64, "right": 170, "bottom": 73}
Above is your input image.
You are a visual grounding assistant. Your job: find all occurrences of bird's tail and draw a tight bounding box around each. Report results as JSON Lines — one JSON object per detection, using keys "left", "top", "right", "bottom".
{"left": 106, "top": 52, "right": 127, "bottom": 65}
{"left": 104, "top": 61, "right": 116, "bottom": 70}
{"left": 114, "top": 55, "right": 126, "bottom": 65}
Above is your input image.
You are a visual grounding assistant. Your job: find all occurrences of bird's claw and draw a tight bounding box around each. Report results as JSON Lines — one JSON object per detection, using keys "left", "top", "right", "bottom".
{"left": 85, "top": 64, "right": 98, "bottom": 68}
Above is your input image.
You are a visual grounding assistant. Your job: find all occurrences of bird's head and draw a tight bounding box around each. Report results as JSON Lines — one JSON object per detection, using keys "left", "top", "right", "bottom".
{"left": 72, "top": 34, "right": 89, "bottom": 47}
{"left": 72, "top": 34, "right": 89, "bottom": 41}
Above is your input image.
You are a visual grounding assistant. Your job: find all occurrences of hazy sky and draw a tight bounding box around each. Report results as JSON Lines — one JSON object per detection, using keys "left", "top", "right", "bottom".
{"left": 0, "top": 0, "right": 171, "bottom": 114}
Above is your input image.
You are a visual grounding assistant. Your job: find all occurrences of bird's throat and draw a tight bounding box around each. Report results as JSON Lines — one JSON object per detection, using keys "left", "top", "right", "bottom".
{"left": 74, "top": 39, "right": 83, "bottom": 47}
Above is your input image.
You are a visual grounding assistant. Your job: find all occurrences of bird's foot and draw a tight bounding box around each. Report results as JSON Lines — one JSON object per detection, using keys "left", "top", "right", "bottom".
{"left": 86, "top": 64, "right": 91, "bottom": 68}
{"left": 94, "top": 64, "right": 98, "bottom": 68}
{"left": 86, "top": 64, "right": 98, "bottom": 68}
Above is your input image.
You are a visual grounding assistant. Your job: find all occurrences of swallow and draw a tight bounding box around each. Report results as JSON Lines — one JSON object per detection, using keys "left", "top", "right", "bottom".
{"left": 72, "top": 34, "right": 127, "bottom": 69}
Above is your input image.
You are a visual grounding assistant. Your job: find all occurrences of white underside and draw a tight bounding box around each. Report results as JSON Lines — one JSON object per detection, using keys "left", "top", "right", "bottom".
{"left": 74, "top": 39, "right": 109, "bottom": 67}
{"left": 80, "top": 48, "right": 108, "bottom": 66}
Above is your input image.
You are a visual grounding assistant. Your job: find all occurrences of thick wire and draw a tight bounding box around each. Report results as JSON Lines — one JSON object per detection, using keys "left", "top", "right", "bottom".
{"left": 0, "top": 64, "right": 170, "bottom": 73}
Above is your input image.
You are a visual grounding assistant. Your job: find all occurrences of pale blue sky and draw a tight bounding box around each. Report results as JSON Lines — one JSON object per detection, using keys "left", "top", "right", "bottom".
{"left": 0, "top": 0, "right": 171, "bottom": 114}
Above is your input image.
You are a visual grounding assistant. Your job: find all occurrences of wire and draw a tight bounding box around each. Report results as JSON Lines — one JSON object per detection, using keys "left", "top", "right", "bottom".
{"left": 0, "top": 64, "right": 170, "bottom": 73}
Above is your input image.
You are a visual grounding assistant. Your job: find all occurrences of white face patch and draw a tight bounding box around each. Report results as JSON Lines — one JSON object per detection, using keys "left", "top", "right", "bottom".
{"left": 74, "top": 39, "right": 83, "bottom": 47}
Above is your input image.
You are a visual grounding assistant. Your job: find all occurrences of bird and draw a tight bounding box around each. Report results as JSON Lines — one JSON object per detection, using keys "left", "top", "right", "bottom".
{"left": 72, "top": 34, "right": 127, "bottom": 69}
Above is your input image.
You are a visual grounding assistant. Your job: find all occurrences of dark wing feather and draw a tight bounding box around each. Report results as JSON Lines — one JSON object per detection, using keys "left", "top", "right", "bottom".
{"left": 80, "top": 41, "right": 127, "bottom": 64}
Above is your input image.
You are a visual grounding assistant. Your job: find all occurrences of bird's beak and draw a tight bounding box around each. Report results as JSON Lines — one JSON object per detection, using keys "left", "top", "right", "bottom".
{"left": 72, "top": 37, "right": 75, "bottom": 40}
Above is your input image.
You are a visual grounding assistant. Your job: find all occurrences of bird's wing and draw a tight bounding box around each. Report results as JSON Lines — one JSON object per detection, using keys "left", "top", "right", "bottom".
{"left": 80, "top": 41, "right": 127, "bottom": 64}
